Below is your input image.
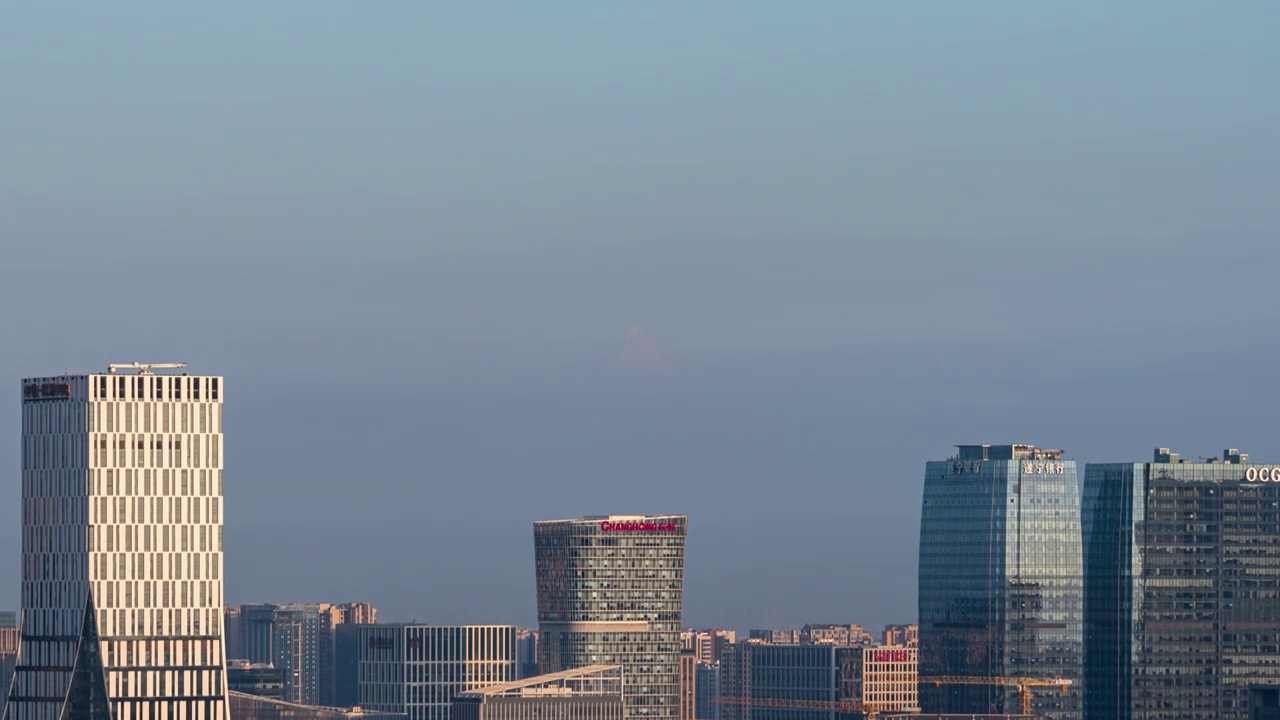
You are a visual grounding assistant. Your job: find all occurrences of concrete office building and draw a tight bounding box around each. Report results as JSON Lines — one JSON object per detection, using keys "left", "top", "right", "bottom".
{"left": 1084, "top": 448, "right": 1280, "bottom": 720}
{"left": 918, "top": 445, "right": 1082, "bottom": 720}
{"left": 334, "top": 624, "right": 517, "bottom": 720}
{"left": 535, "top": 515, "right": 687, "bottom": 720}
{"left": 451, "top": 665, "right": 623, "bottom": 720}
{"left": 859, "top": 646, "right": 917, "bottom": 715}
{"left": 5, "top": 365, "right": 229, "bottom": 720}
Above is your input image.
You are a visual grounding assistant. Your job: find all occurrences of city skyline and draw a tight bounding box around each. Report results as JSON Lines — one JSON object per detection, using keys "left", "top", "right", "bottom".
{"left": 4, "top": 0, "right": 1280, "bottom": 635}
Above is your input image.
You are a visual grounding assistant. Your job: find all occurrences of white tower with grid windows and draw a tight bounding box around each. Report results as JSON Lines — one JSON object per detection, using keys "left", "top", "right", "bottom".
{"left": 5, "top": 364, "right": 228, "bottom": 720}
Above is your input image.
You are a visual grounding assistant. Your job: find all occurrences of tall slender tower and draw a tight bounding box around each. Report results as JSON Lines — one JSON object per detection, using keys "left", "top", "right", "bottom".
{"left": 6, "top": 364, "right": 229, "bottom": 720}
{"left": 917, "top": 444, "right": 1082, "bottom": 719}
{"left": 534, "top": 515, "right": 686, "bottom": 720}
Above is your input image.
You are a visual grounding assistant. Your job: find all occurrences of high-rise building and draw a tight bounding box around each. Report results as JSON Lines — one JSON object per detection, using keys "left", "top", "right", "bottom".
{"left": 225, "top": 602, "right": 374, "bottom": 706}
{"left": 516, "top": 629, "right": 539, "bottom": 679}
{"left": 272, "top": 604, "right": 329, "bottom": 706}
{"left": 5, "top": 365, "right": 229, "bottom": 720}
{"left": 1084, "top": 447, "right": 1280, "bottom": 720}
{"left": 678, "top": 651, "right": 696, "bottom": 720}
{"left": 535, "top": 515, "right": 687, "bottom": 720}
{"left": 693, "top": 663, "right": 720, "bottom": 720}
{"left": 918, "top": 444, "right": 1082, "bottom": 719}
{"left": 338, "top": 602, "right": 377, "bottom": 626}
{"left": 238, "top": 604, "right": 279, "bottom": 664}
{"left": 881, "top": 625, "right": 917, "bottom": 648}
{"left": 225, "top": 606, "right": 244, "bottom": 660}
{"left": 334, "top": 624, "right": 517, "bottom": 720}
{"left": 681, "top": 630, "right": 735, "bottom": 666}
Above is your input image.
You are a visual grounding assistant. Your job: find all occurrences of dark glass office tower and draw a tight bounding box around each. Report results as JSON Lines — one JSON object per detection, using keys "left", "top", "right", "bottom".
{"left": 918, "top": 445, "right": 1082, "bottom": 719}
{"left": 1084, "top": 448, "right": 1280, "bottom": 720}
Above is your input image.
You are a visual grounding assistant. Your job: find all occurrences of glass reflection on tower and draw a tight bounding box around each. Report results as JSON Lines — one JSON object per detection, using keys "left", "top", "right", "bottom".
{"left": 918, "top": 444, "right": 1083, "bottom": 720}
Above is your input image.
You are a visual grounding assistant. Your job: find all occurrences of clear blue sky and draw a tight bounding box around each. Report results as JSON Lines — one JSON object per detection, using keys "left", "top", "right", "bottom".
{"left": 2, "top": 1, "right": 1279, "bottom": 632}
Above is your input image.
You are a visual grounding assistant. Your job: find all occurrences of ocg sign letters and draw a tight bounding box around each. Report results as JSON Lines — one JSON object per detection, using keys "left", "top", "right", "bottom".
{"left": 1245, "top": 467, "right": 1280, "bottom": 482}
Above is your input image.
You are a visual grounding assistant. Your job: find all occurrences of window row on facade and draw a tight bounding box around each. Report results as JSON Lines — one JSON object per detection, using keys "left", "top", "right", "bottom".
{"left": 87, "top": 402, "right": 222, "bottom": 435}
{"left": 90, "top": 375, "right": 221, "bottom": 403}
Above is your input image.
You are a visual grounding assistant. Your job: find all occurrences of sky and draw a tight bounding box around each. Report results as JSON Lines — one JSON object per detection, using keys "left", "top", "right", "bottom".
{"left": 2, "top": 1, "right": 1279, "bottom": 633}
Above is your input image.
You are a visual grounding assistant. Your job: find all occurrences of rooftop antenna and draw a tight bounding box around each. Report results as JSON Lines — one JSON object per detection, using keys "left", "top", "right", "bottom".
{"left": 107, "top": 362, "right": 187, "bottom": 376}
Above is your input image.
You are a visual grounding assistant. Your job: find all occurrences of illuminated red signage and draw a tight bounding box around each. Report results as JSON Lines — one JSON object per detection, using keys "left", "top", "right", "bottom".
{"left": 872, "top": 650, "right": 910, "bottom": 663}
{"left": 600, "top": 521, "right": 679, "bottom": 532}
{"left": 23, "top": 383, "right": 71, "bottom": 402}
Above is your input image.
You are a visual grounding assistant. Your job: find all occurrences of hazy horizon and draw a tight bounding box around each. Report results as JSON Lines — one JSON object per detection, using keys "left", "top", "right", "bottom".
{"left": 3, "top": 1, "right": 1279, "bottom": 632}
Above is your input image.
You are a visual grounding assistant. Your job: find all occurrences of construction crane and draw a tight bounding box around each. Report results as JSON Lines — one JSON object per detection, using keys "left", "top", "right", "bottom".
{"left": 107, "top": 362, "right": 187, "bottom": 375}
{"left": 716, "top": 695, "right": 884, "bottom": 719}
{"left": 924, "top": 676, "right": 1072, "bottom": 716}
{"left": 718, "top": 675, "right": 1071, "bottom": 719}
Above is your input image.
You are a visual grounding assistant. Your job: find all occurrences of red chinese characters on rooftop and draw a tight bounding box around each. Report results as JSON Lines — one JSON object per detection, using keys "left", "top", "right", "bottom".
{"left": 599, "top": 521, "right": 679, "bottom": 532}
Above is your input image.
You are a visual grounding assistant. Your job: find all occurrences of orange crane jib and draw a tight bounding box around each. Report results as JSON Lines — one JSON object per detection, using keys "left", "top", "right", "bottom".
{"left": 717, "top": 676, "right": 1071, "bottom": 719}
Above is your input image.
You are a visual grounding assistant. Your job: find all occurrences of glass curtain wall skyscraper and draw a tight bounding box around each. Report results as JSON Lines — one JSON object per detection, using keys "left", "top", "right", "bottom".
{"left": 534, "top": 515, "right": 686, "bottom": 720}
{"left": 1084, "top": 447, "right": 1280, "bottom": 720}
{"left": 5, "top": 365, "right": 229, "bottom": 720}
{"left": 918, "top": 445, "right": 1082, "bottom": 719}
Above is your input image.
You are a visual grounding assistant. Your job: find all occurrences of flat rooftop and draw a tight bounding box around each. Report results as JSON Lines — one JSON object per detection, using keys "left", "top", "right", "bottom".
{"left": 955, "top": 444, "right": 1064, "bottom": 461}
{"left": 536, "top": 514, "right": 685, "bottom": 524}
{"left": 455, "top": 665, "right": 622, "bottom": 698}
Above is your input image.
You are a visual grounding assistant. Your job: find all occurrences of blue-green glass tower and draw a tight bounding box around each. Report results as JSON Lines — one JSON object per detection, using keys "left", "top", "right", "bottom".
{"left": 918, "top": 444, "right": 1083, "bottom": 719}
{"left": 1083, "top": 447, "right": 1280, "bottom": 720}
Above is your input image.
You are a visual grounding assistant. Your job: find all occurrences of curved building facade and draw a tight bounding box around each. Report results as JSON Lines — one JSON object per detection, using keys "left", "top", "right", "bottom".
{"left": 918, "top": 445, "right": 1082, "bottom": 720}
{"left": 534, "top": 516, "right": 686, "bottom": 720}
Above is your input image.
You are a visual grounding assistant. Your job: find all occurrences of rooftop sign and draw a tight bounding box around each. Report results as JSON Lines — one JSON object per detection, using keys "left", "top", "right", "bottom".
{"left": 870, "top": 649, "right": 911, "bottom": 663}
{"left": 1245, "top": 467, "right": 1280, "bottom": 482}
{"left": 1022, "top": 462, "right": 1066, "bottom": 475}
{"left": 23, "top": 383, "right": 71, "bottom": 402}
{"left": 599, "top": 521, "right": 679, "bottom": 532}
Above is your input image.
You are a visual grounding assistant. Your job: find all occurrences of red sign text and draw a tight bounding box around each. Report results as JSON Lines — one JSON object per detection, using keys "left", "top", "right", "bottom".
{"left": 600, "top": 521, "right": 679, "bottom": 532}
{"left": 872, "top": 650, "right": 910, "bottom": 663}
